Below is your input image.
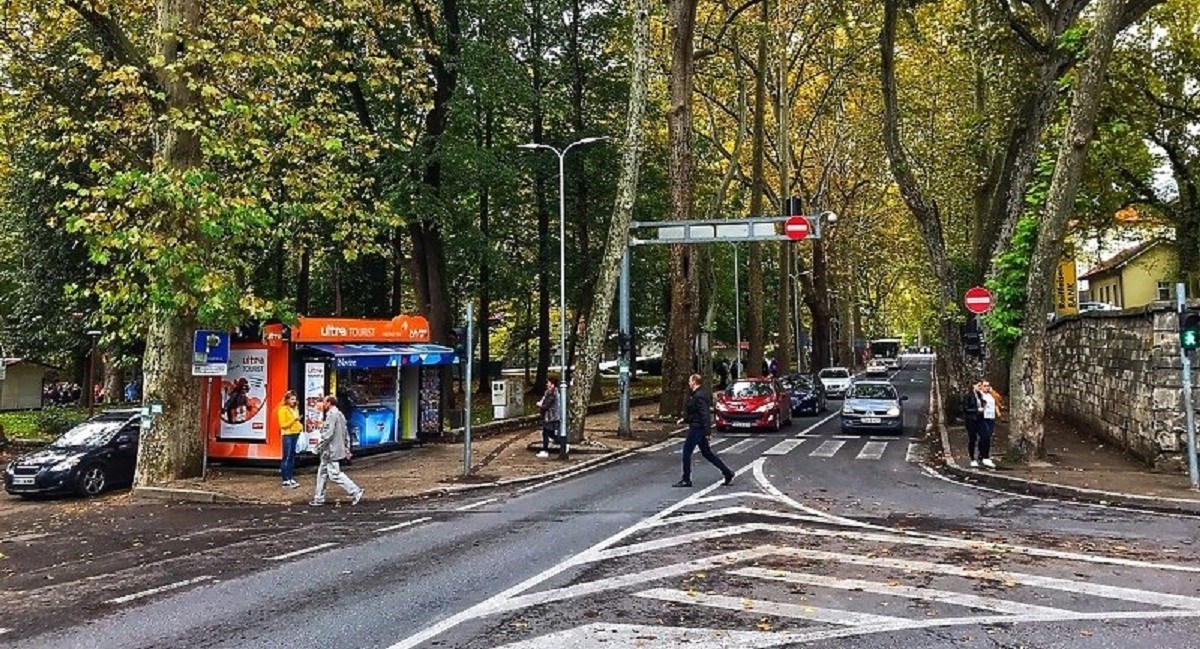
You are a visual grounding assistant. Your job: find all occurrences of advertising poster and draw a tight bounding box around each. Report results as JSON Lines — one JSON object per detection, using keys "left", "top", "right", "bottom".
{"left": 219, "top": 349, "right": 269, "bottom": 441}
{"left": 303, "top": 362, "right": 326, "bottom": 449}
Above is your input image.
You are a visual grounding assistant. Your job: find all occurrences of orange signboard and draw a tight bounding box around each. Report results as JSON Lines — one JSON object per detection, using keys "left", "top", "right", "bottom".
{"left": 292, "top": 315, "right": 432, "bottom": 343}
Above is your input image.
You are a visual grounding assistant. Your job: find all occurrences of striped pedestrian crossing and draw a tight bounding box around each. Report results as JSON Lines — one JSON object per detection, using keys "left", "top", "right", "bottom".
{"left": 722, "top": 438, "right": 764, "bottom": 454}
{"left": 763, "top": 439, "right": 805, "bottom": 456}
{"left": 855, "top": 441, "right": 888, "bottom": 460}
{"left": 809, "top": 440, "right": 846, "bottom": 458}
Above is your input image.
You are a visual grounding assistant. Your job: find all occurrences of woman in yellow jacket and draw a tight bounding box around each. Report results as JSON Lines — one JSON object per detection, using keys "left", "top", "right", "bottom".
{"left": 278, "top": 390, "right": 303, "bottom": 488}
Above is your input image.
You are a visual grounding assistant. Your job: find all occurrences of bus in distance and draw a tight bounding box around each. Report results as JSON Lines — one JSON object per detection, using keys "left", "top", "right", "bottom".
{"left": 869, "top": 338, "right": 902, "bottom": 370}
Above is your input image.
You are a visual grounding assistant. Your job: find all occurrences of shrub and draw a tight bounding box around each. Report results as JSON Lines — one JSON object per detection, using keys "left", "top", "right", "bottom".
{"left": 34, "top": 406, "right": 83, "bottom": 437}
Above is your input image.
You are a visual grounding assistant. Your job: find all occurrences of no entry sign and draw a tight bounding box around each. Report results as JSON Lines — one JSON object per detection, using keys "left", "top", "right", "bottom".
{"left": 784, "top": 216, "right": 810, "bottom": 241}
{"left": 963, "top": 286, "right": 994, "bottom": 314}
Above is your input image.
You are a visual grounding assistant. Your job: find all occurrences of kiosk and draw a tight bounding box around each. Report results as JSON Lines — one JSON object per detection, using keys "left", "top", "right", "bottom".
{"left": 205, "top": 315, "right": 457, "bottom": 463}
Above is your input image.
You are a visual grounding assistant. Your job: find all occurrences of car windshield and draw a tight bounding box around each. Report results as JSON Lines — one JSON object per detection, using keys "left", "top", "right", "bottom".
{"left": 725, "top": 381, "right": 774, "bottom": 398}
{"left": 51, "top": 418, "right": 127, "bottom": 448}
{"left": 851, "top": 384, "right": 897, "bottom": 400}
{"left": 782, "top": 375, "right": 812, "bottom": 390}
{"left": 819, "top": 369, "right": 850, "bottom": 379}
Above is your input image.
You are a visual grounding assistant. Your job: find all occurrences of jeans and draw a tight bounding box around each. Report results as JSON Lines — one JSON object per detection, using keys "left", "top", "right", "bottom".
{"left": 541, "top": 423, "right": 561, "bottom": 451}
{"left": 681, "top": 427, "right": 732, "bottom": 483}
{"left": 281, "top": 434, "right": 299, "bottom": 482}
{"left": 977, "top": 418, "right": 995, "bottom": 460}
{"left": 313, "top": 459, "right": 361, "bottom": 503}
{"left": 965, "top": 417, "right": 979, "bottom": 460}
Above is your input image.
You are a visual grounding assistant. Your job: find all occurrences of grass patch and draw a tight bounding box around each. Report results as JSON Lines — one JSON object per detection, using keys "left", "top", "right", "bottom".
{"left": 0, "top": 407, "right": 88, "bottom": 443}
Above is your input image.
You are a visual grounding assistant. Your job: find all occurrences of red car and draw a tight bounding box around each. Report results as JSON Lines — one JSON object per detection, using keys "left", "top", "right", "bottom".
{"left": 714, "top": 378, "right": 793, "bottom": 432}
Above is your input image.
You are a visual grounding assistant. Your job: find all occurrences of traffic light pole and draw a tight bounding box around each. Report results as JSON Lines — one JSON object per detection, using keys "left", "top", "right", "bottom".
{"left": 1176, "top": 284, "right": 1199, "bottom": 490}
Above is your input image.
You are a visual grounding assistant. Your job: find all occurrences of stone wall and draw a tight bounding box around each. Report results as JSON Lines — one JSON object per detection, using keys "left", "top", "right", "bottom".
{"left": 1045, "top": 304, "right": 1191, "bottom": 471}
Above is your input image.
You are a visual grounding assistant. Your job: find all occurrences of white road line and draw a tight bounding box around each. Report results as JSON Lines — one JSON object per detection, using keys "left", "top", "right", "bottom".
{"left": 491, "top": 623, "right": 803, "bottom": 649}
{"left": 855, "top": 441, "right": 888, "bottom": 461}
{"left": 105, "top": 575, "right": 214, "bottom": 605}
{"left": 638, "top": 436, "right": 685, "bottom": 453}
{"left": 455, "top": 497, "right": 499, "bottom": 511}
{"left": 588, "top": 524, "right": 763, "bottom": 562}
{"left": 906, "top": 442, "right": 924, "bottom": 463}
{"left": 2, "top": 532, "right": 50, "bottom": 544}
{"left": 377, "top": 517, "right": 432, "bottom": 533}
{"left": 267, "top": 542, "right": 337, "bottom": 562}
{"left": 0, "top": 628, "right": 10, "bottom": 636}
{"left": 773, "top": 546, "right": 1200, "bottom": 610}
{"left": 831, "top": 435, "right": 858, "bottom": 440}
{"left": 674, "top": 438, "right": 731, "bottom": 454}
{"left": 734, "top": 567, "right": 1069, "bottom": 616}
{"left": 723, "top": 438, "right": 764, "bottom": 454}
{"left": 692, "top": 492, "right": 786, "bottom": 505}
{"left": 763, "top": 439, "right": 804, "bottom": 456}
{"left": 636, "top": 588, "right": 904, "bottom": 627}
{"left": 810, "top": 440, "right": 846, "bottom": 458}
{"left": 649, "top": 506, "right": 829, "bottom": 528}
{"left": 793, "top": 411, "right": 839, "bottom": 438}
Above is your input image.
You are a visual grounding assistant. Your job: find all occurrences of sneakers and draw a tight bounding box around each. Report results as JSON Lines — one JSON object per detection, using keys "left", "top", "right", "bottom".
{"left": 723, "top": 472, "right": 735, "bottom": 486}
{"left": 351, "top": 489, "right": 365, "bottom": 506}
{"left": 308, "top": 500, "right": 325, "bottom": 507}
{"left": 969, "top": 460, "right": 980, "bottom": 468}
{"left": 981, "top": 458, "right": 996, "bottom": 469}
{"left": 672, "top": 480, "right": 693, "bottom": 488}
{"left": 536, "top": 451, "right": 550, "bottom": 458}
{"left": 282, "top": 480, "right": 299, "bottom": 489}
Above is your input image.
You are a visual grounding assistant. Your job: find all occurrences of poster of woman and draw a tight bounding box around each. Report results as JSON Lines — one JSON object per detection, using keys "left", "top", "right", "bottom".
{"left": 218, "top": 349, "right": 269, "bottom": 441}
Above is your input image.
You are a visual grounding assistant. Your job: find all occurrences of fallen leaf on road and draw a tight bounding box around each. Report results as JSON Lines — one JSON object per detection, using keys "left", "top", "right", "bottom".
{"left": 757, "top": 619, "right": 772, "bottom": 631}
{"left": 887, "top": 580, "right": 900, "bottom": 587}
{"left": 1081, "top": 630, "right": 1093, "bottom": 637}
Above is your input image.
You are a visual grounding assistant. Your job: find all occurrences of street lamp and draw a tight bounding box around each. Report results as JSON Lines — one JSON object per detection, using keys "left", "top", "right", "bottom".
{"left": 519, "top": 136, "right": 608, "bottom": 459}
{"left": 85, "top": 330, "right": 101, "bottom": 417}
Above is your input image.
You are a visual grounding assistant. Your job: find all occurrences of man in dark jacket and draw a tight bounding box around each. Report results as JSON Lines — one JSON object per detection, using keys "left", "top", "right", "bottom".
{"left": 961, "top": 382, "right": 983, "bottom": 468}
{"left": 675, "top": 374, "right": 734, "bottom": 488}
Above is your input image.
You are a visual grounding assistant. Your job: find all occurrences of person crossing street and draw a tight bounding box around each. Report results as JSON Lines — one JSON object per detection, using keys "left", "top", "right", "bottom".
{"left": 674, "top": 373, "right": 734, "bottom": 488}
{"left": 310, "top": 395, "right": 364, "bottom": 506}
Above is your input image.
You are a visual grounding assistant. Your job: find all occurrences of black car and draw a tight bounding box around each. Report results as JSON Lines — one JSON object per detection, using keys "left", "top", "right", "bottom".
{"left": 4, "top": 410, "right": 140, "bottom": 498}
{"left": 781, "top": 374, "right": 827, "bottom": 416}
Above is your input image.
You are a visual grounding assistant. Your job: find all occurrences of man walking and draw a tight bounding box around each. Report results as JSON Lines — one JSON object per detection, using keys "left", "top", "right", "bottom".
{"left": 536, "top": 379, "right": 560, "bottom": 458}
{"left": 310, "top": 395, "right": 364, "bottom": 506}
{"left": 674, "top": 373, "right": 734, "bottom": 488}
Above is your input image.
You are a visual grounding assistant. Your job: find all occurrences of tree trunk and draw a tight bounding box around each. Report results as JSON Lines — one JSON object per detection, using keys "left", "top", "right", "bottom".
{"left": 1010, "top": 0, "right": 1129, "bottom": 459}
{"left": 529, "top": 0, "right": 552, "bottom": 390}
{"left": 298, "top": 247, "right": 311, "bottom": 314}
{"left": 478, "top": 183, "right": 491, "bottom": 393}
{"left": 659, "top": 0, "right": 700, "bottom": 417}
{"left": 133, "top": 0, "right": 204, "bottom": 487}
{"left": 745, "top": 0, "right": 769, "bottom": 380}
{"left": 567, "top": 0, "right": 650, "bottom": 440}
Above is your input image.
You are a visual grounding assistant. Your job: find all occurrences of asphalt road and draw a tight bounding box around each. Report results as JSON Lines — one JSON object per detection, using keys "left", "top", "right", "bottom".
{"left": 6, "top": 357, "right": 1200, "bottom": 648}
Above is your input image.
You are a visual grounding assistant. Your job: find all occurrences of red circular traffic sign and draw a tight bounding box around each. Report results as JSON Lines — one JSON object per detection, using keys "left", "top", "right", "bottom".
{"left": 963, "top": 286, "right": 994, "bottom": 314}
{"left": 784, "top": 216, "right": 810, "bottom": 241}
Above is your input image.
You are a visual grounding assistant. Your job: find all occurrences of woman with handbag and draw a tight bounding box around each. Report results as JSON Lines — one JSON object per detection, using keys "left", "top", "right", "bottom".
{"left": 278, "top": 390, "right": 303, "bottom": 489}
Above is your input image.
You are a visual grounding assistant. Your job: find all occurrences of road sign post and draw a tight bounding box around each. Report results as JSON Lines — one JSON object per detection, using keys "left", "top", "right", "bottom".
{"left": 784, "top": 216, "right": 811, "bottom": 241}
{"left": 1177, "top": 284, "right": 1199, "bottom": 490}
{"left": 192, "top": 331, "right": 231, "bottom": 377}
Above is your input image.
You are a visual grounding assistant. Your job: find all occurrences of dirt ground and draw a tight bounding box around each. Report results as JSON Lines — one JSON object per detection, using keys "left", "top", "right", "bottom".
{"left": 945, "top": 415, "right": 1200, "bottom": 501}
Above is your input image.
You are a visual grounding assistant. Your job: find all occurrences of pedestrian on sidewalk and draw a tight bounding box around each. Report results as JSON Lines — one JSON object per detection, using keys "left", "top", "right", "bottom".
{"left": 277, "top": 390, "right": 302, "bottom": 489}
{"left": 961, "top": 381, "right": 984, "bottom": 468}
{"left": 977, "top": 381, "right": 999, "bottom": 469}
{"left": 674, "top": 373, "right": 734, "bottom": 488}
{"left": 536, "top": 379, "right": 560, "bottom": 459}
{"left": 310, "top": 395, "right": 364, "bottom": 506}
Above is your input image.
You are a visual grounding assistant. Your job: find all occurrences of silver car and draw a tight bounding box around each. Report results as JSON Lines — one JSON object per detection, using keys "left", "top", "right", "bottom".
{"left": 840, "top": 381, "right": 908, "bottom": 435}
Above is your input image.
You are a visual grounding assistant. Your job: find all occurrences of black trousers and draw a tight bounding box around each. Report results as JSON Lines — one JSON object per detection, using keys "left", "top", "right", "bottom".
{"left": 541, "top": 423, "right": 561, "bottom": 451}
{"left": 681, "top": 427, "right": 732, "bottom": 482}
{"left": 966, "top": 417, "right": 993, "bottom": 460}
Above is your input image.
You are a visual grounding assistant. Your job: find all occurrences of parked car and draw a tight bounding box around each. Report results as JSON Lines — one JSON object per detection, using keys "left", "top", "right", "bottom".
{"left": 1079, "top": 301, "right": 1120, "bottom": 312}
{"left": 780, "top": 374, "right": 827, "bottom": 416}
{"left": 840, "top": 381, "right": 908, "bottom": 435}
{"left": 4, "top": 409, "right": 140, "bottom": 498}
{"left": 865, "top": 359, "right": 889, "bottom": 377}
{"left": 714, "top": 378, "right": 793, "bottom": 432}
{"left": 818, "top": 367, "right": 853, "bottom": 399}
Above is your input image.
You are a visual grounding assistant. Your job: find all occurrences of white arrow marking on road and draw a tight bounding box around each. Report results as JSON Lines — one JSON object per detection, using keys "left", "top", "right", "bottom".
{"left": 492, "top": 623, "right": 803, "bottom": 649}
{"left": 733, "top": 567, "right": 1069, "bottom": 616}
{"left": 810, "top": 440, "right": 846, "bottom": 457}
{"left": 763, "top": 438, "right": 804, "bottom": 456}
{"left": 636, "top": 588, "right": 904, "bottom": 627}
{"left": 855, "top": 441, "right": 888, "bottom": 460}
{"left": 105, "top": 575, "right": 214, "bottom": 605}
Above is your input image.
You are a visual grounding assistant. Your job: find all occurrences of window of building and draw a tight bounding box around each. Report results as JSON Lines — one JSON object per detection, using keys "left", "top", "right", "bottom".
{"left": 1159, "top": 282, "right": 1173, "bottom": 302}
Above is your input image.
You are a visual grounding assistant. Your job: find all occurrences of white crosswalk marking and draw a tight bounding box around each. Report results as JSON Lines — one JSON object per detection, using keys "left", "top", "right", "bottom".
{"left": 674, "top": 438, "right": 730, "bottom": 454}
{"left": 810, "top": 440, "right": 846, "bottom": 458}
{"left": 723, "top": 438, "right": 764, "bottom": 454}
{"left": 855, "top": 441, "right": 888, "bottom": 460}
{"left": 906, "top": 442, "right": 924, "bottom": 463}
{"left": 763, "top": 439, "right": 805, "bottom": 456}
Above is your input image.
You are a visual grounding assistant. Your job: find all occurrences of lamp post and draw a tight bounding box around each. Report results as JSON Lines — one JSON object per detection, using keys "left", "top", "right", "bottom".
{"left": 519, "top": 136, "right": 607, "bottom": 458}
{"left": 789, "top": 270, "right": 811, "bottom": 374}
{"left": 733, "top": 243, "right": 742, "bottom": 379}
{"left": 85, "top": 330, "right": 101, "bottom": 417}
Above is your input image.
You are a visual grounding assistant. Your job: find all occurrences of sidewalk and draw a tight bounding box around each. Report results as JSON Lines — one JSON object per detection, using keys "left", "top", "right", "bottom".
{"left": 940, "top": 415, "right": 1200, "bottom": 514}
{"left": 153, "top": 403, "right": 680, "bottom": 505}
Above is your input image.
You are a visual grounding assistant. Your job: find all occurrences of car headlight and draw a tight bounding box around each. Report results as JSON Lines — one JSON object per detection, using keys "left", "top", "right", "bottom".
{"left": 887, "top": 406, "right": 901, "bottom": 417}
{"left": 755, "top": 403, "right": 774, "bottom": 413}
{"left": 842, "top": 405, "right": 853, "bottom": 415}
{"left": 4, "top": 460, "right": 15, "bottom": 474}
{"left": 50, "top": 457, "right": 81, "bottom": 472}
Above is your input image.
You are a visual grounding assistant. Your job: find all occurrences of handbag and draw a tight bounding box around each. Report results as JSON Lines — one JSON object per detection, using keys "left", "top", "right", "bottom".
{"left": 294, "top": 431, "right": 310, "bottom": 454}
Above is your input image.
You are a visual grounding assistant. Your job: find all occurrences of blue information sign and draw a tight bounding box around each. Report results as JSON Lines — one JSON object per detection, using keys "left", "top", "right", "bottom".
{"left": 192, "top": 330, "right": 231, "bottom": 376}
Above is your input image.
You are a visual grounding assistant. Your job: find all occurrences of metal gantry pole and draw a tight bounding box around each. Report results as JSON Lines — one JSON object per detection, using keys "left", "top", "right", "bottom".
{"left": 464, "top": 302, "right": 474, "bottom": 476}
{"left": 557, "top": 150, "right": 570, "bottom": 459}
{"left": 792, "top": 274, "right": 802, "bottom": 373}
{"left": 618, "top": 249, "right": 632, "bottom": 437}
{"left": 733, "top": 243, "right": 742, "bottom": 378}
{"left": 1177, "top": 284, "right": 1199, "bottom": 489}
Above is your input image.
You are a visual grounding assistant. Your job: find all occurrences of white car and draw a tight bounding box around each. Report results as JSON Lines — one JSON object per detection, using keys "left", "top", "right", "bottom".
{"left": 865, "top": 360, "right": 888, "bottom": 377}
{"left": 818, "top": 367, "right": 853, "bottom": 399}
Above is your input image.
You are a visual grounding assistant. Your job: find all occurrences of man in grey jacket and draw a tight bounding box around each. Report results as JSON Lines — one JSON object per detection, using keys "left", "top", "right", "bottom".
{"left": 310, "top": 395, "right": 364, "bottom": 506}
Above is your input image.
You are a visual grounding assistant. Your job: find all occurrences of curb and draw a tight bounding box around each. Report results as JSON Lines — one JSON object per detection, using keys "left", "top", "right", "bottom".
{"left": 136, "top": 432, "right": 683, "bottom": 506}
{"left": 930, "top": 369, "right": 1200, "bottom": 516}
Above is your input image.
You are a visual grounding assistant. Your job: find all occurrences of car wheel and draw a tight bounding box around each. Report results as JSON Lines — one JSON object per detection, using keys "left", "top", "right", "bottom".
{"left": 76, "top": 465, "right": 108, "bottom": 497}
